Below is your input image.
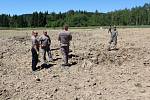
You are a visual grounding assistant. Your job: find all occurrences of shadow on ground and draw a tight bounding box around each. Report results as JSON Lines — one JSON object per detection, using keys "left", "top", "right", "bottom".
{"left": 37, "top": 63, "right": 56, "bottom": 71}
{"left": 51, "top": 48, "right": 60, "bottom": 51}
{"left": 69, "top": 54, "right": 79, "bottom": 58}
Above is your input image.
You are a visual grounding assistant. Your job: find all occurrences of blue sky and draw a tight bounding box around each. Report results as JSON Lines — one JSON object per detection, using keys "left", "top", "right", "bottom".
{"left": 0, "top": 0, "right": 150, "bottom": 15}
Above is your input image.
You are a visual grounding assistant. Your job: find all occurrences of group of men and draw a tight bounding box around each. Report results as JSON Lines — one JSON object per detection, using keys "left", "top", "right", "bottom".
{"left": 31, "top": 25, "right": 72, "bottom": 71}
{"left": 31, "top": 25, "right": 118, "bottom": 71}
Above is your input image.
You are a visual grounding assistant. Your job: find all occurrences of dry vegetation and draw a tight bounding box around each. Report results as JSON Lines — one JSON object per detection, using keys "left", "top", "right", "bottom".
{"left": 0, "top": 28, "right": 150, "bottom": 100}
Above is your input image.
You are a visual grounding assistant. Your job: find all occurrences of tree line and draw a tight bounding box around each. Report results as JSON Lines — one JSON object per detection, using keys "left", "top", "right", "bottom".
{"left": 0, "top": 3, "right": 150, "bottom": 28}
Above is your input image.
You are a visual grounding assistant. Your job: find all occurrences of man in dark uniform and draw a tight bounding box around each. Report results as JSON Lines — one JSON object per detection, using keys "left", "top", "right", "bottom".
{"left": 31, "top": 31, "right": 39, "bottom": 71}
{"left": 58, "top": 25, "right": 72, "bottom": 66}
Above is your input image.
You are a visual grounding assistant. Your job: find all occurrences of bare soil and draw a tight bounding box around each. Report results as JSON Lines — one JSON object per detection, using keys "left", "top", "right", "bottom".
{"left": 0, "top": 28, "right": 150, "bottom": 100}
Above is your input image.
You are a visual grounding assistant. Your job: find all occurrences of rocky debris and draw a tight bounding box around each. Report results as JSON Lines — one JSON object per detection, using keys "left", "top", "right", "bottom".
{"left": 0, "top": 52, "right": 4, "bottom": 59}
{"left": 0, "top": 89, "right": 11, "bottom": 100}
{"left": 139, "top": 89, "right": 146, "bottom": 93}
{"left": 143, "top": 59, "right": 150, "bottom": 66}
{"left": 12, "top": 36, "right": 31, "bottom": 42}
{"left": 36, "top": 78, "right": 41, "bottom": 82}
{"left": 81, "top": 60, "right": 93, "bottom": 69}
{"left": 134, "top": 83, "right": 142, "bottom": 88}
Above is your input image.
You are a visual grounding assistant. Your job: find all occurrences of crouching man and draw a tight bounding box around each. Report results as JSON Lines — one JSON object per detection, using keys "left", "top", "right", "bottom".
{"left": 58, "top": 25, "right": 72, "bottom": 66}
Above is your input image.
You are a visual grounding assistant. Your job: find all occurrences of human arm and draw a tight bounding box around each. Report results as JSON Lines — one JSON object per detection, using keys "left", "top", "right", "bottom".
{"left": 69, "top": 33, "right": 72, "bottom": 41}
{"left": 32, "top": 38, "right": 39, "bottom": 54}
{"left": 116, "top": 31, "right": 118, "bottom": 36}
{"left": 58, "top": 33, "right": 61, "bottom": 41}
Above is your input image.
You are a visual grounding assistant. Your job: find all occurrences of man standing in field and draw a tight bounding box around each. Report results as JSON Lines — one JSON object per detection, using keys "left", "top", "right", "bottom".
{"left": 39, "top": 31, "right": 53, "bottom": 63}
{"left": 31, "top": 31, "right": 40, "bottom": 71}
{"left": 58, "top": 25, "right": 72, "bottom": 66}
{"left": 108, "top": 26, "right": 118, "bottom": 51}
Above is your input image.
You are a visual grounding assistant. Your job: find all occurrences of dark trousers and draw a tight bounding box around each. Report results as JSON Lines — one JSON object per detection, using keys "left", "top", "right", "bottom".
{"left": 31, "top": 48, "right": 38, "bottom": 71}
{"left": 61, "top": 46, "right": 69, "bottom": 64}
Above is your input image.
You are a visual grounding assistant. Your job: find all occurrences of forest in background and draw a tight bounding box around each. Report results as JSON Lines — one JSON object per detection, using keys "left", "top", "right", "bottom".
{"left": 0, "top": 3, "right": 150, "bottom": 28}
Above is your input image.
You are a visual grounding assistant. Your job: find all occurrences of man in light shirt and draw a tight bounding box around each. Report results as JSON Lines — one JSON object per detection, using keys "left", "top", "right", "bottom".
{"left": 31, "top": 31, "right": 40, "bottom": 71}
{"left": 58, "top": 25, "right": 72, "bottom": 66}
{"left": 39, "top": 31, "right": 53, "bottom": 63}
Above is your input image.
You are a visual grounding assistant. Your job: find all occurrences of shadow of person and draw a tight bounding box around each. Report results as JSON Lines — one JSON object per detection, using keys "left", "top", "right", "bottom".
{"left": 62, "top": 61, "right": 78, "bottom": 68}
{"left": 36, "top": 63, "right": 56, "bottom": 71}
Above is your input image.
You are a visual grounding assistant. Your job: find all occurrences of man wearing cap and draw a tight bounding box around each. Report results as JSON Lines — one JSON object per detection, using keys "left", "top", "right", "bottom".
{"left": 31, "top": 31, "right": 40, "bottom": 71}
{"left": 108, "top": 27, "right": 118, "bottom": 51}
{"left": 39, "top": 31, "right": 53, "bottom": 63}
{"left": 58, "top": 25, "right": 72, "bottom": 66}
